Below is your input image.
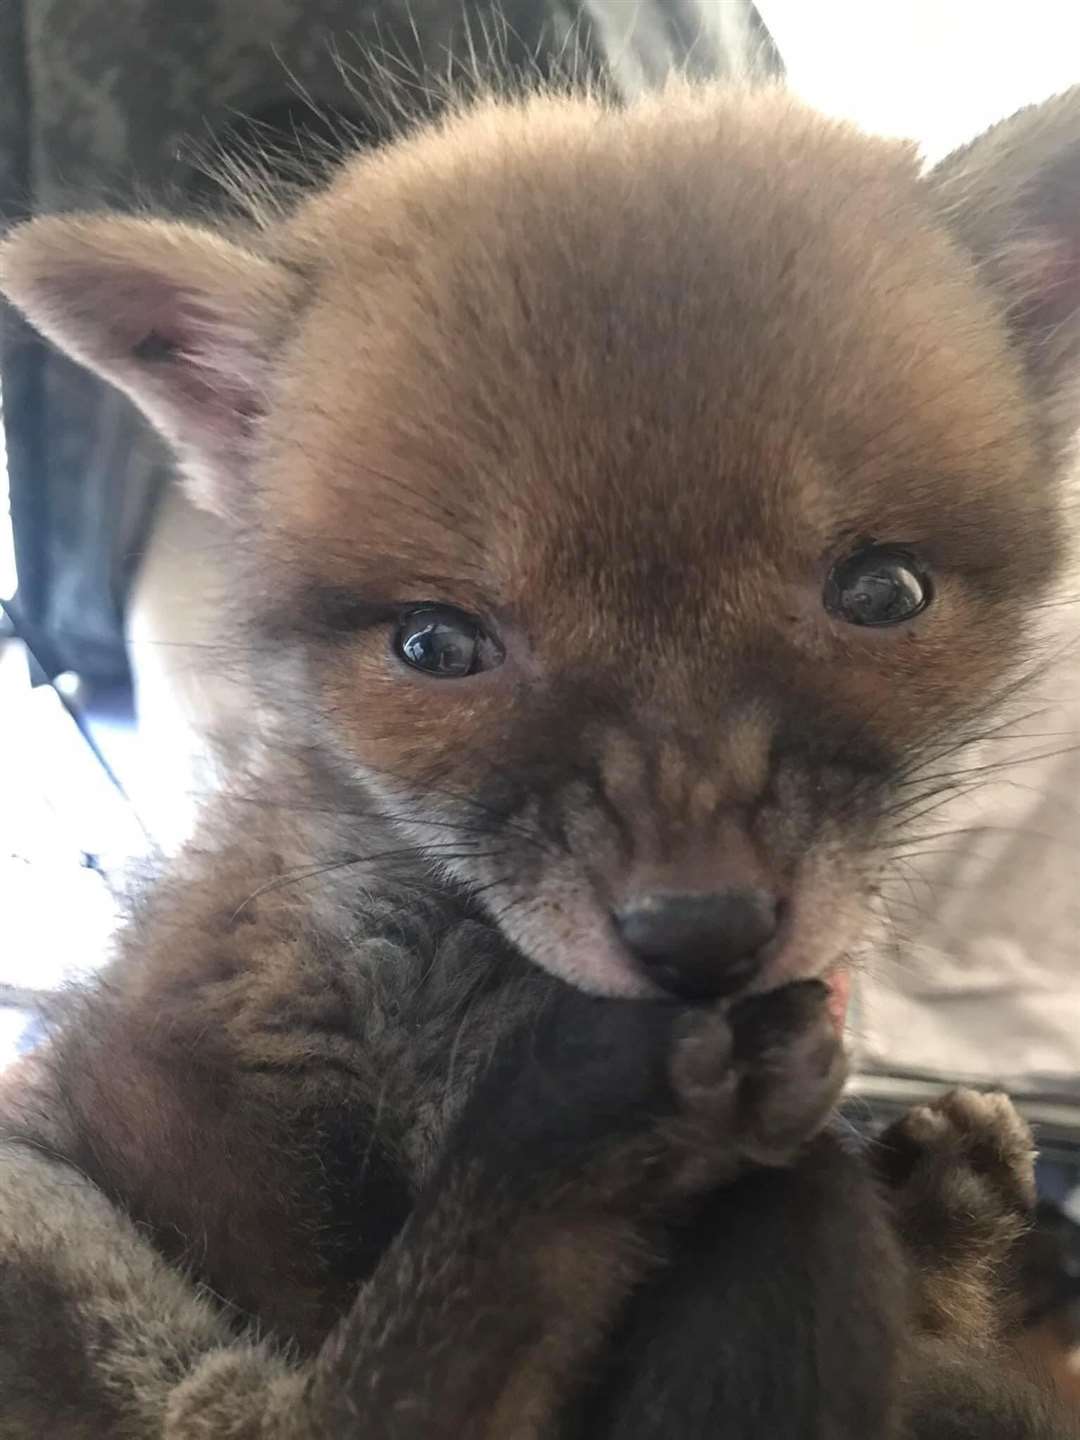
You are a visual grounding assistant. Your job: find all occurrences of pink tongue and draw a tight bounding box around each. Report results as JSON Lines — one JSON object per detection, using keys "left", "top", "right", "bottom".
{"left": 826, "top": 968, "right": 851, "bottom": 1035}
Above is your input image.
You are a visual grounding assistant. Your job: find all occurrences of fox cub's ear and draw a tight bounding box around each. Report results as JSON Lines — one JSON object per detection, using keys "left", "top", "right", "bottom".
{"left": 930, "top": 87, "right": 1080, "bottom": 446}
{"left": 0, "top": 215, "right": 299, "bottom": 516}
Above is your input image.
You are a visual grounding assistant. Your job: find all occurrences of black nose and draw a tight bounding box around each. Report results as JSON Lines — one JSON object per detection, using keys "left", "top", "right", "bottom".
{"left": 615, "top": 889, "right": 779, "bottom": 1000}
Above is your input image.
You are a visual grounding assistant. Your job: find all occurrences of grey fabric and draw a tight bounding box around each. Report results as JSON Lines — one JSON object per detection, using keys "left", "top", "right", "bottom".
{"left": 0, "top": 0, "right": 780, "bottom": 687}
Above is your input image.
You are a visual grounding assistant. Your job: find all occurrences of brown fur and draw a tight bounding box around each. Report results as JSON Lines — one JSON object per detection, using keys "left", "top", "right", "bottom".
{"left": 2, "top": 78, "right": 1080, "bottom": 1436}
{"left": 3, "top": 82, "right": 1074, "bottom": 996}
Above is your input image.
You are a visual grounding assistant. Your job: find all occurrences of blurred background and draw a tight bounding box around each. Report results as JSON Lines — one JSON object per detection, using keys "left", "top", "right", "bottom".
{"left": 0, "top": 0, "right": 1078, "bottom": 1401}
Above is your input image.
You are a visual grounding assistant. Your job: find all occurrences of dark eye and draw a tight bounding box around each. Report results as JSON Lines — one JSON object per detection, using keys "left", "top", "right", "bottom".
{"left": 825, "top": 546, "right": 931, "bottom": 627}
{"left": 394, "top": 605, "right": 504, "bottom": 678}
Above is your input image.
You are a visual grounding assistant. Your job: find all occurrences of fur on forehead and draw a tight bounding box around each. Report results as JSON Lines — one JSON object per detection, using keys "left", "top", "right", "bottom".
{"left": 3, "top": 79, "right": 1080, "bottom": 529}
{"left": 256, "top": 87, "right": 1035, "bottom": 591}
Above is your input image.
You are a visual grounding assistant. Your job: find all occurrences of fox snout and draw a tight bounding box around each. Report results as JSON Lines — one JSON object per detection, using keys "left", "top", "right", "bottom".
{"left": 614, "top": 887, "right": 779, "bottom": 1000}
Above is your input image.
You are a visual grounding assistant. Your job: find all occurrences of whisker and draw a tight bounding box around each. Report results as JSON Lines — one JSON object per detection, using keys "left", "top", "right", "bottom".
{"left": 884, "top": 822, "right": 1080, "bottom": 858}
{"left": 229, "top": 842, "right": 510, "bottom": 920}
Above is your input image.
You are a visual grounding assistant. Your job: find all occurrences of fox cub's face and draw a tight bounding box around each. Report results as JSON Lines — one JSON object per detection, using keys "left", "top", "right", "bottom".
{"left": 4, "top": 85, "right": 1079, "bottom": 999}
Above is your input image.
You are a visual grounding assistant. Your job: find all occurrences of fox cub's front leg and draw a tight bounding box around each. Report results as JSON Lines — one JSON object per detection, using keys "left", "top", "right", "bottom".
{"left": 876, "top": 1089, "right": 1080, "bottom": 1440}
{"left": 295, "top": 979, "right": 846, "bottom": 1439}
{"left": 875, "top": 1087, "right": 1037, "bottom": 1344}
{"left": 0, "top": 983, "right": 842, "bottom": 1439}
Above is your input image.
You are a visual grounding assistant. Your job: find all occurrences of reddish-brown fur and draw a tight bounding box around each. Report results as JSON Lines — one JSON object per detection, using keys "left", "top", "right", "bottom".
{"left": 1, "top": 78, "right": 1080, "bottom": 1438}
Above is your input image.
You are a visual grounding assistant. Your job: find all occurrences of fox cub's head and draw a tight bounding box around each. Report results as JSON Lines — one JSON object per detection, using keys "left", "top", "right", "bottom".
{"left": 4, "top": 84, "right": 1079, "bottom": 1001}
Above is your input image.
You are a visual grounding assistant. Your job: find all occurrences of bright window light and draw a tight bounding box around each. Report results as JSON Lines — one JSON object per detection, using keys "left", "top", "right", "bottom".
{"left": 0, "top": 381, "right": 15, "bottom": 602}
{"left": 759, "top": 0, "right": 1080, "bottom": 161}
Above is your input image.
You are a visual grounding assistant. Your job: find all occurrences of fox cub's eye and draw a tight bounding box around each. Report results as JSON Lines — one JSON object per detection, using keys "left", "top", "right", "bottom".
{"left": 394, "top": 605, "right": 504, "bottom": 678}
{"left": 825, "top": 546, "right": 930, "bottom": 627}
